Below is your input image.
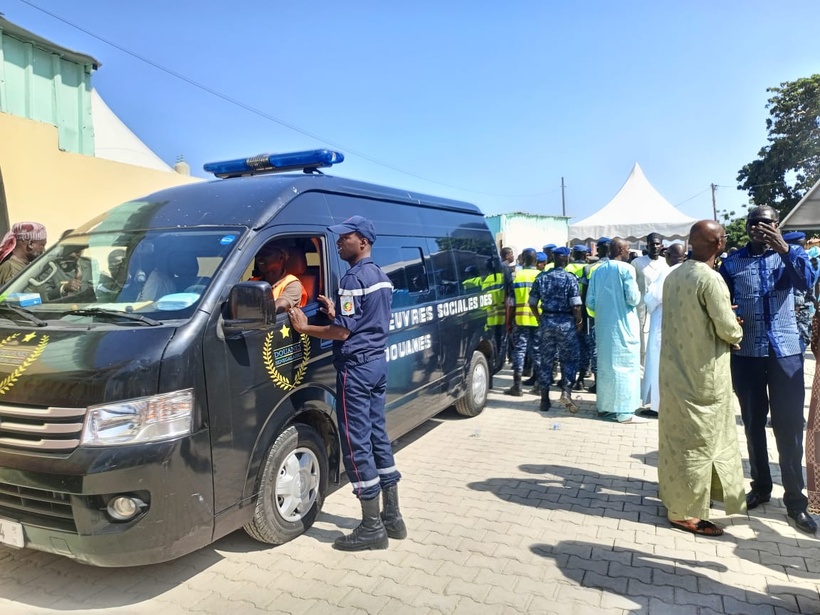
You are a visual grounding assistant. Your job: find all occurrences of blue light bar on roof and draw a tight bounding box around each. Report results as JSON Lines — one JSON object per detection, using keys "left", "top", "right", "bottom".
{"left": 204, "top": 149, "right": 344, "bottom": 178}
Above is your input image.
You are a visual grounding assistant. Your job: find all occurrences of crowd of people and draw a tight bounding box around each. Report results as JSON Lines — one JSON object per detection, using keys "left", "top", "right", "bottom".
{"left": 502, "top": 206, "right": 819, "bottom": 536}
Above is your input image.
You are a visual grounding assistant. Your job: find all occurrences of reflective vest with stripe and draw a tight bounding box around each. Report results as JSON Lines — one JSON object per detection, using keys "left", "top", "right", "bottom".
{"left": 512, "top": 268, "right": 539, "bottom": 327}
{"left": 481, "top": 272, "right": 506, "bottom": 326}
{"left": 272, "top": 274, "right": 308, "bottom": 307}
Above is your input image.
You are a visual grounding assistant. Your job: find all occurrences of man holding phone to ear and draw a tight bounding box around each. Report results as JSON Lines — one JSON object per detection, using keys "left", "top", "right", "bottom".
{"left": 720, "top": 205, "right": 817, "bottom": 533}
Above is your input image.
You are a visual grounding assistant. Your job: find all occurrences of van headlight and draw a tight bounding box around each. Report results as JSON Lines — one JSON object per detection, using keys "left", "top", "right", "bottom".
{"left": 81, "top": 390, "right": 194, "bottom": 446}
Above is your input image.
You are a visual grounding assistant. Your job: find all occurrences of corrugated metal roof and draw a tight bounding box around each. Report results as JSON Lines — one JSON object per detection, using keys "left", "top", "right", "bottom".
{"left": 0, "top": 15, "right": 100, "bottom": 68}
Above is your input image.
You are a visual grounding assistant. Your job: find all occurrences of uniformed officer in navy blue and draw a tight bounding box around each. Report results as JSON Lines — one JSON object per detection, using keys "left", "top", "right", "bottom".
{"left": 289, "top": 215, "right": 405, "bottom": 551}
{"left": 529, "top": 246, "right": 583, "bottom": 413}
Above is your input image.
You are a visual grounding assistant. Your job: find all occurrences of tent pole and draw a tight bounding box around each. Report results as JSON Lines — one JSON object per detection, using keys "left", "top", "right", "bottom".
{"left": 711, "top": 183, "right": 718, "bottom": 221}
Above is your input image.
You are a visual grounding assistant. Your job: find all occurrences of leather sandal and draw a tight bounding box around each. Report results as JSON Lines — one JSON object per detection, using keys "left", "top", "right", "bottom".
{"left": 669, "top": 519, "right": 724, "bottom": 537}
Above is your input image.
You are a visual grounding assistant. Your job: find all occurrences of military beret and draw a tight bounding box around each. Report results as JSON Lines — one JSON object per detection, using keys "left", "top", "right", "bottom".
{"left": 783, "top": 231, "right": 805, "bottom": 243}
{"left": 536, "top": 251, "right": 548, "bottom": 262}
{"left": 542, "top": 244, "right": 557, "bottom": 251}
{"left": 596, "top": 237, "right": 611, "bottom": 245}
{"left": 572, "top": 245, "right": 590, "bottom": 253}
{"left": 552, "top": 246, "right": 571, "bottom": 256}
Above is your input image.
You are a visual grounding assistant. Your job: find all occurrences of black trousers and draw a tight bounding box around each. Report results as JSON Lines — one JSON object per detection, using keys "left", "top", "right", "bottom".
{"left": 731, "top": 352, "right": 808, "bottom": 512}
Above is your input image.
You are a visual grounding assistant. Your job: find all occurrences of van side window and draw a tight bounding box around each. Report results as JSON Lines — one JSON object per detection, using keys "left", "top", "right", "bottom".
{"left": 371, "top": 243, "right": 429, "bottom": 308}
{"left": 244, "top": 235, "right": 324, "bottom": 306}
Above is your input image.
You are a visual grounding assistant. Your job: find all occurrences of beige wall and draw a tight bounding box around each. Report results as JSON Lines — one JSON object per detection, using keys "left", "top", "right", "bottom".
{"left": 0, "top": 111, "right": 200, "bottom": 240}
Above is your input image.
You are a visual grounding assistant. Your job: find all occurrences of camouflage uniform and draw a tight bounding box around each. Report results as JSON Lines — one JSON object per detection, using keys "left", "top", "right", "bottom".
{"left": 795, "top": 288, "right": 812, "bottom": 349}
{"left": 529, "top": 266, "right": 582, "bottom": 397}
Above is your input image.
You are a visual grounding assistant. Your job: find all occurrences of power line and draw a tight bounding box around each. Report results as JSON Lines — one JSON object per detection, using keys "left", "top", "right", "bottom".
{"left": 17, "top": 0, "right": 562, "bottom": 200}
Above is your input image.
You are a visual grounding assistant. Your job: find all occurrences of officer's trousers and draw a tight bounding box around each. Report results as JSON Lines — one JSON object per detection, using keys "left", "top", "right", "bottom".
{"left": 731, "top": 352, "right": 808, "bottom": 512}
{"left": 336, "top": 356, "right": 401, "bottom": 500}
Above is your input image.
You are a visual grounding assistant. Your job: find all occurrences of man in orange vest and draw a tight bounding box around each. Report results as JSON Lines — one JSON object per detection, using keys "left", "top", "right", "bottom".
{"left": 255, "top": 243, "right": 307, "bottom": 312}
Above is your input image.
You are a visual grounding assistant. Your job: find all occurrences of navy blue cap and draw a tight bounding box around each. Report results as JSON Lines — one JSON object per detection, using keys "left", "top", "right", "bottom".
{"left": 572, "top": 245, "right": 590, "bottom": 253}
{"left": 522, "top": 247, "right": 537, "bottom": 254}
{"left": 543, "top": 244, "right": 557, "bottom": 251}
{"left": 328, "top": 215, "right": 377, "bottom": 243}
{"left": 552, "top": 247, "right": 571, "bottom": 256}
{"left": 536, "top": 251, "right": 547, "bottom": 262}
{"left": 597, "top": 237, "right": 611, "bottom": 245}
{"left": 783, "top": 231, "right": 805, "bottom": 243}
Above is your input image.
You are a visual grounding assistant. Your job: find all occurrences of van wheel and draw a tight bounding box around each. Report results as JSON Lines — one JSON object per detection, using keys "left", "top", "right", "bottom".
{"left": 244, "top": 424, "right": 328, "bottom": 545}
{"left": 455, "top": 351, "right": 489, "bottom": 417}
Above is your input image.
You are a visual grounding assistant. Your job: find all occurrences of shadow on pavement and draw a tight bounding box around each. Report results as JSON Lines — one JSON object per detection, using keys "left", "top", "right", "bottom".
{"left": 531, "top": 539, "right": 811, "bottom": 614}
{"left": 0, "top": 540, "right": 225, "bottom": 610}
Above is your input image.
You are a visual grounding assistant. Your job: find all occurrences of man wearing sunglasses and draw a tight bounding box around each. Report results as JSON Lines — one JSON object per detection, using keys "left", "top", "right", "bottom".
{"left": 720, "top": 206, "right": 817, "bottom": 533}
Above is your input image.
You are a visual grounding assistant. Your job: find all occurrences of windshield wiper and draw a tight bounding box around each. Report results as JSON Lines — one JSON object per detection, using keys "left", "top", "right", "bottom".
{"left": 0, "top": 304, "right": 48, "bottom": 327}
{"left": 63, "top": 308, "right": 162, "bottom": 326}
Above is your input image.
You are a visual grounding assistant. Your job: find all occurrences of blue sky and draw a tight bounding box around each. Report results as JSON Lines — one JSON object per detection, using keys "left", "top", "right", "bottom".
{"left": 4, "top": 1, "right": 820, "bottom": 223}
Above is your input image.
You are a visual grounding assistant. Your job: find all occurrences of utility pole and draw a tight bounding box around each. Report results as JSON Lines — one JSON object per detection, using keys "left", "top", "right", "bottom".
{"left": 711, "top": 183, "right": 718, "bottom": 221}
{"left": 561, "top": 177, "right": 566, "bottom": 217}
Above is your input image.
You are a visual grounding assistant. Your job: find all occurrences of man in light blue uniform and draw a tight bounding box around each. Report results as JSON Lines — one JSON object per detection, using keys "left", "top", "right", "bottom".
{"left": 290, "top": 215, "right": 405, "bottom": 550}
{"left": 585, "top": 238, "right": 648, "bottom": 424}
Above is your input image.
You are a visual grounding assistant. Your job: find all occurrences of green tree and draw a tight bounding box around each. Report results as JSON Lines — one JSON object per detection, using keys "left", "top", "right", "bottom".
{"left": 719, "top": 205, "right": 749, "bottom": 250}
{"left": 737, "top": 74, "right": 820, "bottom": 218}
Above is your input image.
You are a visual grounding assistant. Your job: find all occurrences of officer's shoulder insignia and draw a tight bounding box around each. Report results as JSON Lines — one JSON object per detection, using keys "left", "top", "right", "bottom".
{"left": 262, "top": 327, "right": 310, "bottom": 391}
{"left": 0, "top": 333, "right": 50, "bottom": 395}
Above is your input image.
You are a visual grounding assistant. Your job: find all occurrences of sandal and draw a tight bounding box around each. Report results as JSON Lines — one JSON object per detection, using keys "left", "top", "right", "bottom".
{"left": 669, "top": 519, "right": 724, "bottom": 537}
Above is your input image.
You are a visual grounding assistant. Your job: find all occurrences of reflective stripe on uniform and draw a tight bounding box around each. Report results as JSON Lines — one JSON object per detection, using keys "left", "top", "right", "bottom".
{"left": 338, "top": 281, "right": 393, "bottom": 296}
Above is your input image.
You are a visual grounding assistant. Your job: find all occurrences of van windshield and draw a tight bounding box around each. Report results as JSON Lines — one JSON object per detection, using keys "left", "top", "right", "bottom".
{"left": 0, "top": 228, "right": 244, "bottom": 321}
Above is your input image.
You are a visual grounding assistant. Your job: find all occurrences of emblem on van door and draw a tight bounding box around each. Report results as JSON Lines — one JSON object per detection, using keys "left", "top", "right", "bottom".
{"left": 262, "top": 329, "right": 310, "bottom": 391}
{"left": 0, "top": 333, "right": 50, "bottom": 395}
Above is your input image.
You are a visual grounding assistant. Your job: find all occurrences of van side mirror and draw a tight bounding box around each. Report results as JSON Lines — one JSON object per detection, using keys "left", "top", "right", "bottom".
{"left": 224, "top": 281, "right": 275, "bottom": 334}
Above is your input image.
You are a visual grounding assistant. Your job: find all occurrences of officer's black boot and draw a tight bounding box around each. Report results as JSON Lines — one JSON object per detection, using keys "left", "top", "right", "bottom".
{"left": 380, "top": 485, "right": 407, "bottom": 540}
{"left": 505, "top": 374, "right": 523, "bottom": 397}
{"left": 530, "top": 381, "right": 541, "bottom": 395}
{"left": 522, "top": 374, "right": 537, "bottom": 386}
{"left": 333, "top": 496, "right": 389, "bottom": 551}
{"left": 539, "top": 391, "right": 551, "bottom": 412}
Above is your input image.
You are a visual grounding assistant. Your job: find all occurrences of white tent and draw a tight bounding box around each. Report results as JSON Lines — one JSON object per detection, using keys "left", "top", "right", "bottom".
{"left": 781, "top": 177, "right": 820, "bottom": 230}
{"left": 91, "top": 89, "right": 176, "bottom": 172}
{"left": 568, "top": 162, "right": 698, "bottom": 243}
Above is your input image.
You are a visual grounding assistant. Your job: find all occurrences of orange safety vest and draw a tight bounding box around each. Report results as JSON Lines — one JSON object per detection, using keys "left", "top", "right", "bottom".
{"left": 272, "top": 274, "right": 308, "bottom": 307}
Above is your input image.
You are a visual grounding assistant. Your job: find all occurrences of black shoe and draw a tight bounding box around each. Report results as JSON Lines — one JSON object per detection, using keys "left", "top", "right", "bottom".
{"left": 586, "top": 383, "right": 596, "bottom": 394}
{"left": 787, "top": 509, "right": 818, "bottom": 534}
{"left": 539, "top": 393, "right": 551, "bottom": 413}
{"left": 745, "top": 491, "right": 771, "bottom": 510}
{"left": 333, "top": 496, "right": 389, "bottom": 551}
{"left": 522, "top": 375, "right": 537, "bottom": 386}
{"left": 638, "top": 409, "right": 658, "bottom": 418}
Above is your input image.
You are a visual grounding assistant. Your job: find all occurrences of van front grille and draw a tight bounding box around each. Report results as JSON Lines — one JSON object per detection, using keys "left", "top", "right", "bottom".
{"left": 0, "top": 480, "right": 76, "bottom": 532}
{"left": 0, "top": 403, "right": 86, "bottom": 452}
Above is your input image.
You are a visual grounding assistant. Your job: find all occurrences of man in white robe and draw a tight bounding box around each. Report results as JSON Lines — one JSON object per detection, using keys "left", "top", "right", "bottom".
{"left": 640, "top": 244, "right": 686, "bottom": 417}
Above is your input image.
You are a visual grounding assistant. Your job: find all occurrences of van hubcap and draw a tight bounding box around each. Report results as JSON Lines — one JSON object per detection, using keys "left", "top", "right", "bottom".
{"left": 276, "top": 447, "right": 320, "bottom": 521}
{"left": 472, "top": 362, "right": 488, "bottom": 404}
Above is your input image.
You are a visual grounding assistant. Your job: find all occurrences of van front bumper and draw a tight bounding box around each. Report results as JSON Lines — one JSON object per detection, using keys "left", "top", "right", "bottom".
{"left": 0, "top": 429, "right": 214, "bottom": 566}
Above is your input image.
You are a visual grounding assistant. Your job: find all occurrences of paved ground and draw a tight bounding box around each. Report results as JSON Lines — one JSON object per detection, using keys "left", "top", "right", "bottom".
{"left": 1, "top": 360, "right": 819, "bottom": 615}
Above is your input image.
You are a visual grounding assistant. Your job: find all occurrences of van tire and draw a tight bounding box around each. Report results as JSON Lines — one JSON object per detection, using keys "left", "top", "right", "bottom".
{"left": 455, "top": 351, "right": 489, "bottom": 417}
{"left": 244, "top": 424, "right": 328, "bottom": 545}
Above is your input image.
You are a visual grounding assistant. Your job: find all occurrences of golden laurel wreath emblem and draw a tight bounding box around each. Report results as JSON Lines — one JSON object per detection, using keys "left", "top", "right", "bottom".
{"left": 263, "top": 332, "right": 310, "bottom": 391}
{"left": 0, "top": 333, "right": 50, "bottom": 395}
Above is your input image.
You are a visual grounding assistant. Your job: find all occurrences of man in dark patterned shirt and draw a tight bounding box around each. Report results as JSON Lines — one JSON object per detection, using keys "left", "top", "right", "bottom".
{"left": 529, "top": 247, "right": 583, "bottom": 413}
{"left": 720, "top": 206, "right": 817, "bottom": 534}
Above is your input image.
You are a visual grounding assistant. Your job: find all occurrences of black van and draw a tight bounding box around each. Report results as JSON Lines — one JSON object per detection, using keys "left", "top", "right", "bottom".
{"left": 0, "top": 150, "right": 505, "bottom": 565}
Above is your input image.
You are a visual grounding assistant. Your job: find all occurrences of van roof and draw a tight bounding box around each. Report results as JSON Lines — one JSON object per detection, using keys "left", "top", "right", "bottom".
{"left": 73, "top": 173, "right": 483, "bottom": 234}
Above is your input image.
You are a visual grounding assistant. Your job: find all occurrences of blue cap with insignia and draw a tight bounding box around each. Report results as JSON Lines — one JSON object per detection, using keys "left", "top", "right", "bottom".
{"left": 783, "top": 231, "right": 805, "bottom": 243}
